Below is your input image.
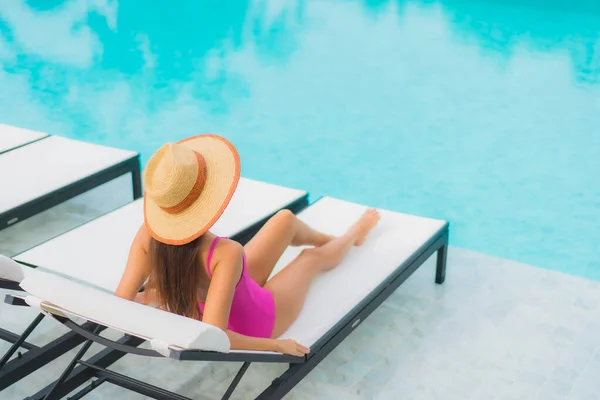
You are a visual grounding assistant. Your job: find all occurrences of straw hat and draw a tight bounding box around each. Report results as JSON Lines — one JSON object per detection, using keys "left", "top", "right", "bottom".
{"left": 143, "top": 134, "right": 240, "bottom": 245}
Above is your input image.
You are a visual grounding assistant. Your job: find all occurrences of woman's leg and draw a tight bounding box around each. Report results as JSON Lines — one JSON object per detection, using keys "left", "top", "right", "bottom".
{"left": 244, "top": 209, "right": 334, "bottom": 286}
{"left": 265, "top": 209, "right": 380, "bottom": 339}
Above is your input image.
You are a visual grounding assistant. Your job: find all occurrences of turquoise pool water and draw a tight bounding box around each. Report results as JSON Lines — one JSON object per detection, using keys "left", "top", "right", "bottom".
{"left": 1, "top": 0, "right": 599, "bottom": 279}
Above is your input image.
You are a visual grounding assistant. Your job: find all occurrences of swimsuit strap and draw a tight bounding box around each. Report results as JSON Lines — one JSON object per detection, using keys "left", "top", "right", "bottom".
{"left": 206, "top": 236, "right": 227, "bottom": 277}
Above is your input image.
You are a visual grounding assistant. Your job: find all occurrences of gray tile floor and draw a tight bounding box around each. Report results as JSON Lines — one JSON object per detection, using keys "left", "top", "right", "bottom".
{"left": 1, "top": 177, "right": 599, "bottom": 399}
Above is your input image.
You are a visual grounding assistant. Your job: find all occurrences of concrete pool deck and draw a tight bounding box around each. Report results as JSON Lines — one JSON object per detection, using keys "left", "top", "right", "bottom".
{"left": 1, "top": 178, "right": 599, "bottom": 400}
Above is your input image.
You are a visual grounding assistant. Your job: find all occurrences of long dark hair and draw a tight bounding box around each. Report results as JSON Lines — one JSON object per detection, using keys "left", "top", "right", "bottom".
{"left": 145, "top": 236, "right": 210, "bottom": 320}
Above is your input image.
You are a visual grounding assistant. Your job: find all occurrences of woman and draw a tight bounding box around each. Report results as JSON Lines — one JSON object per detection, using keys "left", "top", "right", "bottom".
{"left": 114, "top": 134, "right": 380, "bottom": 356}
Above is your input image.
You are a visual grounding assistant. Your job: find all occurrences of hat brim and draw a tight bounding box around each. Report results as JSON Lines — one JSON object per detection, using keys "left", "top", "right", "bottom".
{"left": 144, "top": 134, "right": 241, "bottom": 245}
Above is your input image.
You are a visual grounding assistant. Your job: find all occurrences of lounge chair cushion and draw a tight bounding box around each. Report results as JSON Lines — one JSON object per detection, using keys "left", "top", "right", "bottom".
{"left": 0, "top": 135, "right": 137, "bottom": 215}
{"left": 268, "top": 197, "right": 447, "bottom": 347}
{"left": 0, "top": 123, "right": 48, "bottom": 154}
{"left": 11, "top": 196, "right": 447, "bottom": 356}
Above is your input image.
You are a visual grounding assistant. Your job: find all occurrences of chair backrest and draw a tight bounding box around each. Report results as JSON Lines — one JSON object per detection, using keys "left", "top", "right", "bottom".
{"left": 19, "top": 270, "right": 230, "bottom": 354}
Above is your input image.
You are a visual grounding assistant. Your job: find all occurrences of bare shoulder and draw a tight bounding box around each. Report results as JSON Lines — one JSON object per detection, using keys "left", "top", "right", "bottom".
{"left": 211, "top": 238, "right": 244, "bottom": 275}
{"left": 132, "top": 223, "right": 151, "bottom": 253}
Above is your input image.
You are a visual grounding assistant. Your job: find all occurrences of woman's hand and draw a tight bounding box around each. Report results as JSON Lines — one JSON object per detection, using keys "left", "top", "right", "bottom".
{"left": 274, "top": 339, "right": 310, "bottom": 356}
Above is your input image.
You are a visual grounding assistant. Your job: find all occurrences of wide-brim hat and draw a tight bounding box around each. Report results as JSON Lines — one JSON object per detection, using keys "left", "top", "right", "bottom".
{"left": 143, "top": 134, "right": 240, "bottom": 245}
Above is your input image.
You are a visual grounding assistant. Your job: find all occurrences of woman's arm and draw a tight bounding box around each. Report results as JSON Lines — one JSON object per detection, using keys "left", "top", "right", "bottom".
{"left": 114, "top": 225, "right": 153, "bottom": 301}
{"left": 200, "top": 240, "right": 243, "bottom": 329}
{"left": 226, "top": 329, "right": 309, "bottom": 355}
{"left": 226, "top": 329, "right": 277, "bottom": 352}
{"left": 202, "top": 240, "right": 309, "bottom": 356}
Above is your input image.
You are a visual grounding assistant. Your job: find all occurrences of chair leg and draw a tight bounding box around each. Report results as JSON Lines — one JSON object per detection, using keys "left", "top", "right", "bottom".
{"left": 435, "top": 244, "right": 447, "bottom": 284}
{"left": 42, "top": 325, "right": 100, "bottom": 400}
{"left": 0, "top": 313, "right": 45, "bottom": 370}
{"left": 222, "top": 362, "right": 251, "bottom": 400}
{"left": 131, "top": 160, "right": 143, "bottom": 200}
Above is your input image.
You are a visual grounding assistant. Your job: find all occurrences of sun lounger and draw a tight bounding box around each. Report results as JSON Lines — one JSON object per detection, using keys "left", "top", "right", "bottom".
{"left": 0, "top": 133, "right": 142, "bottom": 231}
{"left": 0, "top": 123, "right": 48, "bottom": 155}
{"left": 4, "top": 196, "right": 449, "bottom": 400}
{"left": 0, "top": 178, "right": 309, "bottom": 391}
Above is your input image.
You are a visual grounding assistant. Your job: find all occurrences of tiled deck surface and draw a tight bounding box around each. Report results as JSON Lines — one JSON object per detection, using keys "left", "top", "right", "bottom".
{"left": 1, "top": 178, "right": 599, "bottom": 400}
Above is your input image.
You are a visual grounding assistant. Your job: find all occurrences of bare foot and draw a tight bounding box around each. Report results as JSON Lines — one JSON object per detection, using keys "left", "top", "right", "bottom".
{"left": 354, "top": 208, "right": 381, "bottom": 246}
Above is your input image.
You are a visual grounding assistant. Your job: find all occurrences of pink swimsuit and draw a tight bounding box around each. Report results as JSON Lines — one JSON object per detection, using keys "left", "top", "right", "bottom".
{"left": 197, "top": 236, "right": 276, "bottom": 338}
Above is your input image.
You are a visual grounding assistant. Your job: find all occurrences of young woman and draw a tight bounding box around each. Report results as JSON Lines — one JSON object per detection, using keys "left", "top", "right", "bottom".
{"left": 114, "top": 134, "right": 380, "bottom": 356}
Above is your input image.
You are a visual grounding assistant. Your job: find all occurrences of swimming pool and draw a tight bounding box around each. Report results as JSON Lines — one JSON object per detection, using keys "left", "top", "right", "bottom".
{"left": 1, "top": 0, "right": 599, "bottom": 280}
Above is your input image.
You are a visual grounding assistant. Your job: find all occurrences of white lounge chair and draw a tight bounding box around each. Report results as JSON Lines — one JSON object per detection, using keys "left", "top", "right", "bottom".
{"left": 0, "top": 123, "right": 48, "bottom": 155}
{"left": 0, "top": 178, "right": 309, "bottom": 391}
{"left": 0, "top": 130, "right": 142, "bottom": 231}
{"left": 4, "top": 196, "right": 449, "bottom": 400}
